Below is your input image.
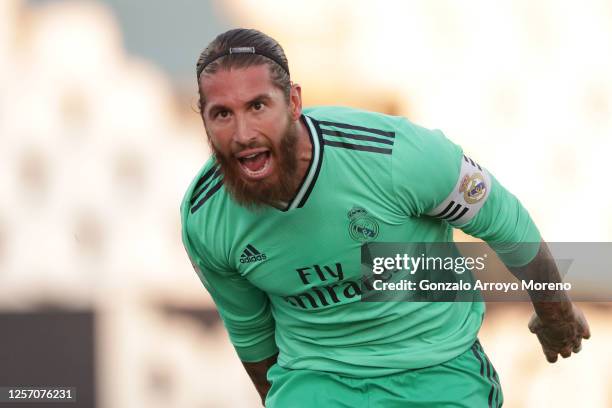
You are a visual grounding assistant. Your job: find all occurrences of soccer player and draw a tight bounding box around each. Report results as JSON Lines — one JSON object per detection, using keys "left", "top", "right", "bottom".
{"left": 181, "top": 28, "right": 590, "bottom": 407}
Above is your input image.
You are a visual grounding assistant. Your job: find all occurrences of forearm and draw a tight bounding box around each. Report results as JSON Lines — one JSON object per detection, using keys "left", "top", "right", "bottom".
{"left": 508, "top": 240, "right": 574, "bottom": 322}
{"left": 454, "top": 167, "right": 589, "bottom": 360}
{"left": 242, "top": 353, "right": 278, "bottom": 406}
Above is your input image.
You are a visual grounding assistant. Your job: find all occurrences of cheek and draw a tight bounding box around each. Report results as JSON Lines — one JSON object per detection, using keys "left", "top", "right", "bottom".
{"left": 263, "top": 112, "right": 290, "bottom": 139}
{"left": 207, "top": 136, "right": 230, "bottom": 159}
{"left": 206, "top": 126, "right": 232, "bottom": 151}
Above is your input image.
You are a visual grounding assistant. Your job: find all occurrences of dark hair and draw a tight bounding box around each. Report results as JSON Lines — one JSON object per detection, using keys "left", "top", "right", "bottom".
{"left": 196, "top": 28, "right": 291, "bottom": 112}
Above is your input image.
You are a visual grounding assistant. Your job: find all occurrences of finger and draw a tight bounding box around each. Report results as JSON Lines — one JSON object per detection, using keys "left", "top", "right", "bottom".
{"left": 544, "top": 351, "right": 558, "bottom": 363}
{"left": 575, "top": 307, "right": 591, "bottom": 339}
{"left": 582, "top": 322, "right": 591, "bottom": 339}
{"left": 528, "top": 320, "right": 537, "bottom": 333}
{"left": 573, "top": 336, "right": 583, "bottom": 351}
{"left": 528, "top": 323, "right": 539, "bottom": 334}
{"left": 559, "top": 347, "right": 572, "bottom": 358}
{"left": 528, "top": 314, "right": 541, "bottom": 334}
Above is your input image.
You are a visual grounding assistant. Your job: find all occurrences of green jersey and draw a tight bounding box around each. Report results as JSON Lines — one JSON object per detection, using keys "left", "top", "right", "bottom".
{"left": 181, "top": 106, "right": 540, "bottom": 378}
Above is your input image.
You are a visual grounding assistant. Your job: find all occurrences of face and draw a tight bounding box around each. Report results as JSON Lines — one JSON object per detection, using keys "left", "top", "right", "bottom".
{"left": 199, "top": 64, "right": 303, "bottom": 209}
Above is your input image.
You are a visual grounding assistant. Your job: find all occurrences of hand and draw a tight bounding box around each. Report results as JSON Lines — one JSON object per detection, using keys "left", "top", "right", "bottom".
{"left": 528, "top": 303, "right": 591, "bottom": 363}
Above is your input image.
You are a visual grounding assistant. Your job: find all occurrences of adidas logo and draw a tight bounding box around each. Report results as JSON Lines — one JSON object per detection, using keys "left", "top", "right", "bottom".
{"left": 240, "top": 244, "right": 267, "bottom": 264}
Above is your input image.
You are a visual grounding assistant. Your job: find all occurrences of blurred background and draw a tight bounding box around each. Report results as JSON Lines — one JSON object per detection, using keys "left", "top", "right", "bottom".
{"left": 0, "top": 0, "right": 610, "bottom": 407}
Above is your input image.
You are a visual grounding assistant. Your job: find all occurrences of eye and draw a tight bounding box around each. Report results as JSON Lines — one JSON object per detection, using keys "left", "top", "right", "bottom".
{"left": 252, "top": 101, "right": 263, "bottom": 111}
{"left": 215, "top": 110, "right": 230, "bottom": 119}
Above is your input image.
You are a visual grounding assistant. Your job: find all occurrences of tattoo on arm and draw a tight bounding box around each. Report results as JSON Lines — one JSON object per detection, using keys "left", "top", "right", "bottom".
{"left": 509, "top": 241, "right": 573, "bottom": 322}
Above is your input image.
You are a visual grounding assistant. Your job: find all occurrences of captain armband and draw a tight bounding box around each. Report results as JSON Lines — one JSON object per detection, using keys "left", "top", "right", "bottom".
{"left": 426, "top": 155, "right": 491, "bottom": 226}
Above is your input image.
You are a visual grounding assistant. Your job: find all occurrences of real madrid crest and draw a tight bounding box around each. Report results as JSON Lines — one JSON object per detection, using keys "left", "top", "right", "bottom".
{"left": 459, "top": 172, "right": 487, "bottom": 204}
{"left": 347, "top": 206, "right": 379, "bottom": 242}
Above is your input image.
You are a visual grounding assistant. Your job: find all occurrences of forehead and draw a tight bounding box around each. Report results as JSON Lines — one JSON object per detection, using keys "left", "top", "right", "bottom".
{"left": 199, "top": 64, "right": 277, "bottom": 108}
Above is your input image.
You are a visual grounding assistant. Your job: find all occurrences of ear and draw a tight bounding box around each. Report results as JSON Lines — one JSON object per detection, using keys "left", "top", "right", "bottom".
{"left": 198, "top": 100, "right": 206, "bottom": 123}
{"left": 289, "top": 82, "right": 302, "bottom": 121}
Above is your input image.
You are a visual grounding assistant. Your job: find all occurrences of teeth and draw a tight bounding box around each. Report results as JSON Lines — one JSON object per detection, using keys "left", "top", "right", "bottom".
{"left": 241, "top": 155, "right": 271, "bottom": 177}
{"left": 239, "top": 151, "right": 268, "bottom": 160}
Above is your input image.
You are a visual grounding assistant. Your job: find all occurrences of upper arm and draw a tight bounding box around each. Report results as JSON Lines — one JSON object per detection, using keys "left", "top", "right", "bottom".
{"left": 181, "top": 216, "right": 278, "bottom": 362}
{"left": 391, "top": 119, "right": 474, "bottom": 219}
{"left": 391, "top": 118, "right": 541, "bottom": 266}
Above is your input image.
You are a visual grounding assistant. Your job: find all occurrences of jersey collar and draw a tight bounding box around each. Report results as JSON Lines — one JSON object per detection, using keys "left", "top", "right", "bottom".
{"left": 278, "top": 114, "right": 324, "bottom": 211}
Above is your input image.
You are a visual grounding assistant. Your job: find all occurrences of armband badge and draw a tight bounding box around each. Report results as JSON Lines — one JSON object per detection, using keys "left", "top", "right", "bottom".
{"left": 460, "top": 172, "right": 487, "bottom": 204}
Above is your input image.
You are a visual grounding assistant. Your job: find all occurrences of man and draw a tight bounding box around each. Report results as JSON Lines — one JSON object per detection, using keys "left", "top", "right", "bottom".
{"left": 181, "top": 28, "right": 590, "bottom": 407}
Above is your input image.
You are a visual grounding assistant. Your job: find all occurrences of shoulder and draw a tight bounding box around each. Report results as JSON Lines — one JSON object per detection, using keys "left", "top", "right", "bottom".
{"left": 303, "top": 105, "right": 406, "bottom": 132}
{"left": 303, "top": 106, "right": 409, "bottom": 158}
{"left": 180, "top": 157, "right": 232, "bottom": 267}
{"left": 180, "top": 157, "right": 225, "bottom": 226}
{"left": 303, "top": 106, "right": 460, "bottom": 159}
{"left": 303, "top": 105, "right": 440, "bottom": 148}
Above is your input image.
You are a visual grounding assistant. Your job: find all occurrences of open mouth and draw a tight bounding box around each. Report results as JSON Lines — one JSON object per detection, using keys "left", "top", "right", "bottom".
{"left": 236, "top": 149, "right": 272, "bottom": 180}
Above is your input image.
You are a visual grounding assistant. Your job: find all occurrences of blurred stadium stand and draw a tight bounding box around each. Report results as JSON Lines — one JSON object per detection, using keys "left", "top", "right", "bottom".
{"left": 0, "top": 0, "right": 611, "bottom": 407}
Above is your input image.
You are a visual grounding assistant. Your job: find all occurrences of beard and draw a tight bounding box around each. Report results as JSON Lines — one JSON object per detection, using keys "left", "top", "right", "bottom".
{"left": 210, "top": 116, "right": 300, "bottom": 210}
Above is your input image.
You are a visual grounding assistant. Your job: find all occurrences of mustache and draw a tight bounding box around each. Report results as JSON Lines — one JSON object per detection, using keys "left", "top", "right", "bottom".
{"left": 208, "top": 113, "right": 298, "bottom": 209}
{"left": 231, "top": 140, "right": 272, "bottom": 155}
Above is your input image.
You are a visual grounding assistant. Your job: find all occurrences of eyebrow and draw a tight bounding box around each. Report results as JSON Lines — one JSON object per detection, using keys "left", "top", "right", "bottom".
{"left": 206, "top": 93, "right": 274, "bottom": 117}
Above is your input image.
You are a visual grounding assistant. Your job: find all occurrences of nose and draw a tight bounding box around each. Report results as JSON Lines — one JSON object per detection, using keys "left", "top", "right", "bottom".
{"left": 233, "top": 115, "right": 255, "bottom": 146}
